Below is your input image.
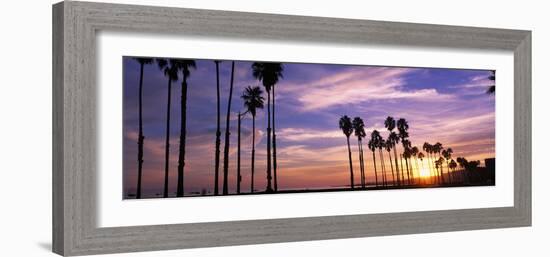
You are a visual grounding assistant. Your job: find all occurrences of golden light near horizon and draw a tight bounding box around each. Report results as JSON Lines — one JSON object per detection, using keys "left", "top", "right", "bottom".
{"left": 419, "top": 167, "right": 431, "bottom": 178}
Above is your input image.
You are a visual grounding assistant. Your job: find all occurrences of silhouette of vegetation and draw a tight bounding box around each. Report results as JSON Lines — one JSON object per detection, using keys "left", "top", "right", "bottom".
{"left": 175, "top": 59, "right": 197, "bottom": 197}
{"left": 487, "top": 70, "right": 496, "bottom": 94}
{"left": 213, "top": 61, "right": 221, "bottom": 196}
{"left": 132, "top": 57, "right": 153, "bottom": 199}
{"left": 156, "top": 58, "right": 179, "bottom": 198}
{"left": 339, "top": 115, "right": 355, "bottom": 189}
{"left": 252, "top": 62, "right": 284, "bottom": 193}
{"left": 222, "top": 61, "right": 236, "bottom": 195}
{"left": 352, "top": 117, "right": 367, "bottom": 188}
{"left": 242, "top": 86, "right": 265, "bottom": 193}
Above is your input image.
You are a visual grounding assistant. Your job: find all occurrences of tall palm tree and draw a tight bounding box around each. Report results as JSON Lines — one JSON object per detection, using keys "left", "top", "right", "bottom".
{"left": 402, "top": 141, "right": 412, "bottom": 184}
{"left": 157, "top": 59, "right": 179, "bottom": 198}
{"left": 397, "top": 118, "right": 411, "bottom": 184}
{"left": 486, "top": 70, "right": 496, "bottom": 94}
{"left": 242, "top": 86, "right": 265, "bottom": 193}
{"left": 457, "top": 157, "right": 468, "bottom": 183}
{"left": 236, "top": 111, "right": 247, "bottom": 194}
{"left": 339, "top": 115, "right": 355, "bottom": 189}
{"left": 222, "top": 61, "right": 236, "bottom": 195}
{"left": 352, "top": 117, "right": 366, "bottom": 188}
{"left": 378, "top": 138, "right": 388, "bottom": 187}
{"left": 385, "top": 116, "right": 401, "bottom": 186}
{"left": 369, "top": 130, "right": 382, "bottom": 187}
{"left": 174, "top": 59, "right": 197, "bottom": 197}
{"left": 213, "top": 61, "right": 222, "bottom": 196}
{"left": 449, "top": 159, "right": 458, "bottom": 182}
{"left": 442, "top": 148, "right": 453, "bottom": 184}
{"left": 132, "top": 57, "right": 153, "bottom": 199}
{"left": 252, "top": 62, "right": 283, "bottom": 192}
{"left": 422, "top": 142, "right": 434, "bottom": 183}
{"left": 411, "top": 146, "right": 420, "bottom": 184}
{"left": 433, "top": 142, "right": 445, "bottom": 184}
{"left": 384, "top": 139, "right": 395, "bottom": 186}
{"left": 418, "top": 152, "right": 425, "bottom": 183}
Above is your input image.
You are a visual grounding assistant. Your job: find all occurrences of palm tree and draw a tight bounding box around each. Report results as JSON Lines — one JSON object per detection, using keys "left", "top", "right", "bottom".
{"left": 449, "top": 159, "right": 458, "bottom": 182}
{"left": 157, "top": 59, "right": 179, "bottom": 197}
{"left": 369, "top": 130, "right": 382, "bottom": 187}
{"left": 442, "top": 148, "right": 453, "bottom": 184}
{"left": 397, "top": 118, "right": 411, "bottom": 184}
{"left": 433, "top": 142, "right": 445, "bottom": 184}
{"left": 236, "top": 111, "right": 247, "bottom": 194}
{"left": 213, "top": 61, "right": 222, "bottom": 196}
{"left": 411, "top": 146, "right": 420, "bottom": 184}
{"left": 486, "top": 70, "right": 496, "bottom": 94}
{"left": 174, "top": 59, "right": 197, "bottom": 197}
{"left": 242, "top": 86, "right": 265, "bottom": 193}
{"left": 378, "top": 138, "right": 388, "bottom": 187}
{"left": 418, "top": 152, "right": 425, "bottom": 183}
{"left": 352, "top": 117, "right": 366, "bottom": 188}
{"left": 252, "top": 62, "right": 283, "bottom": 192}
{"left": 132, "top": 57, "right": 153, "bottom": 199}
{"left": 222, "top": 61, "right": 236, "bottom": 195}
{"left": 384, "top": 138, "right": 395, "bottom": 186}
{"left": 422, "top": 142, "right": 435, "bottom": 183}
{"left": 339, "top": 115, "right": 355, "bottom": 189}
{"left": 402, "top": 142, "right": 412, "bottom": 184}
{"left": 385, "top": 116, "right": 401, "bottom": 186}
{"left": 457, "top": 157, "right": 468, "bottom": 183}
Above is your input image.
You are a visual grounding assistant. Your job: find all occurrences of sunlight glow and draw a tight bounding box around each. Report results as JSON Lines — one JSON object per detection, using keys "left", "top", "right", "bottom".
{"left": 419, "top": 167, "right": 431, "bottom": 178}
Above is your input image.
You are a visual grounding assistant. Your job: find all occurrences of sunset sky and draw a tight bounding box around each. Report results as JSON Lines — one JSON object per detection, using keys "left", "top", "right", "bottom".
{"left": 123, "top": 58, "right": 495, "bottom": 198}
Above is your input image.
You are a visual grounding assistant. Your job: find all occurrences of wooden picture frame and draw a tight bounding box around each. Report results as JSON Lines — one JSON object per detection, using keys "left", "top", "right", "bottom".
{"left": 52, "top": 1, "right": 531, "bottom": 256}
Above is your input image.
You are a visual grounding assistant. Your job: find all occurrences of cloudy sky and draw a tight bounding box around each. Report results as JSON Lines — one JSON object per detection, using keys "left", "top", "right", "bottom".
{"left": 122, "top": 57, "right": 495, "bottom": 198}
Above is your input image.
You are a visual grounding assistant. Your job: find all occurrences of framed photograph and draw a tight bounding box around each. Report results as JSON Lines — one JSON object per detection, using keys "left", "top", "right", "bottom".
{"left": 52, "top": 1, "right": 531, "bottom": 256}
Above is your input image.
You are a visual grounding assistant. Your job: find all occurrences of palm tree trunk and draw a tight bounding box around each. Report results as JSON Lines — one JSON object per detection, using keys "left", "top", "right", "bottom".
{"left": 237, "top": 113, "right": 242, "bottom": 194}
{"left": 414, "top": 157, "right": 420, "bottom": 185}
{"left": 379, "top": 150, "right": 387, "bottom": 187}
{"left": 214, "top": 61, "right": 221, "bottom": 196}
{"left": 399, "top": 155, "right": 405, "bottom": 185}
{"left": 359, "top": 141, "right": 367, "bottom": 188}
{"left": 163, "top": 78, "right": 173, "bottom": 198}
{"left": 272, "top": 86, "right": 278, "bottom": 192}
{"left": 446, "top": 161, "right": 452, "bottom": 184}
{"left": 405, "top": 157, "right": 411, "bottom": 185}
{"left": 222, "top": 62, "right": 235, "bottom": 195}
{"left": 372, "top": 150, "right": 378, "bottom": 187}
{"left": 176, "top": 74, "right": 188, "bottom": 197}
{"left": 356, "top": 140, "right": 363, "bottom": 188}
{"left": 388, "top": 152, "right": 395, "bottom": 186}
{"left": 438, "top": 154, "right": 445, "bottom": 184}
{"left": 136, "top": 63, "right": 145, "bottom": 199}
{"left": 265, "top": 89, "right": 273, "bottom": 192}
{"left": 347, "top": 137, "right": 354, "bottom": 189}
{"left": 251, "top": 116, "right": 256, "bottom": 193}
{"left": 393, "top": 147, "right": 401, "bottom": 186}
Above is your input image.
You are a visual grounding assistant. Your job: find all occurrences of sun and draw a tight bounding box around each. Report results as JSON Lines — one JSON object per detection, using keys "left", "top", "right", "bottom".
{"left": 419, "top": 167, "right": 431, "bottom": 178}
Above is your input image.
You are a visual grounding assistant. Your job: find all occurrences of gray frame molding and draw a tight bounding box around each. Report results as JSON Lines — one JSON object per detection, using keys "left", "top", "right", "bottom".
{"left": 52, "top": 1, "right": 531, "bottom": 256}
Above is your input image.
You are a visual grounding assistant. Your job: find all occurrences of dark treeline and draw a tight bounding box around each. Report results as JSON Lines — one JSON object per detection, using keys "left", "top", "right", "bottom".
{"left": 339, "top": 115, "right": 494, "bottom": 189}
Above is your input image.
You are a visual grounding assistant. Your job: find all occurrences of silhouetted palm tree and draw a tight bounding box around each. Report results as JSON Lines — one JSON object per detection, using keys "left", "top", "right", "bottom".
{"left": 397, "top": 118, "right": 411, "bottom": 184}
{"left": 369, "top": 130, "right": 382, "bottom": 187}
{"left": 385, "top": 116, "right": 401, "bottom": 186}
{"left": 384, "top": 137, "right": 395, "bottom": 186}
{"left": 457, "top": 157, "right": 468, "bottom": 183}
{"left": 433, "top": 142, "right": 445, "bottom": 184}
{"left": 378, "top": 138, "right": 388, "bottom": 187}
{"left": 252, "top": 62, "right": 283, "bottom": 192}
{"left": 423, "top": 142, "right": 435, "bottom": 183}
{"left": 442, "top": 148, "right": 453, "bottom": 184}
{"left": 449, "top": 159, "right": 458, "bottom": 181}
{"left": 402, "top": 141, "right": 412, "bottom": 184}
{"left": 132, "top": 57, "right": 153, "bottom": 199}
{"left": 174, "top": 59, "right": 197, "bottom": 197}
{"left": 213, "top": 60, "right": 222, "bottom": 196}
{"left": 411, "top": 146, "right": 420, "bottom": 184}
{"left": 352, "top": 117, "right": 366, "bottom": 188}
{"left": 486, "top": 70, "right": 496, "bottom": 94}
{"left": 418, "top": 152, "right": 425, "bottom": 183}
{"left": 157, "top": 59, "right": 179, "bottom": 197}
{"left": 242, "top": 86, "right": 265, "bottom": 193}
{"left": 339, "top": 115, "right": 355, "bottom": 189}
{"left": 222, "top": 61, "right": 236, "bottom": 195}
{"left": 236, "top": 111, "right": 247, "bottom": 194}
